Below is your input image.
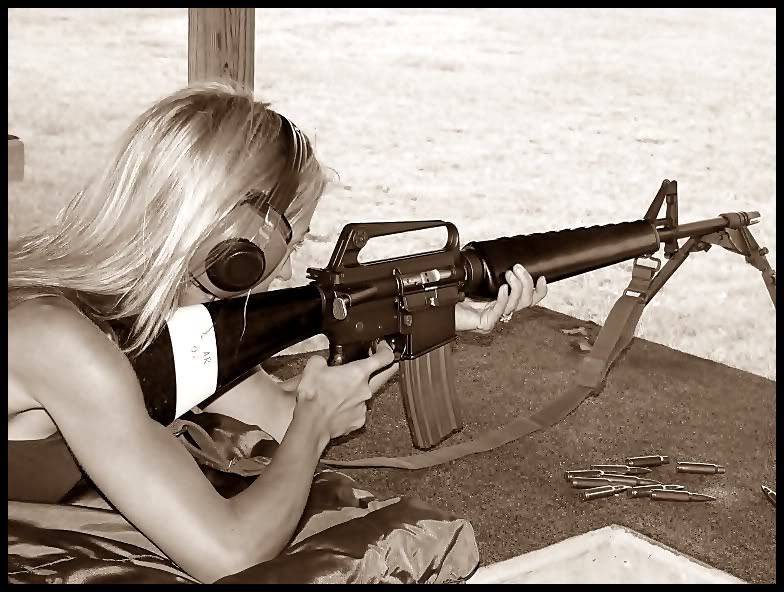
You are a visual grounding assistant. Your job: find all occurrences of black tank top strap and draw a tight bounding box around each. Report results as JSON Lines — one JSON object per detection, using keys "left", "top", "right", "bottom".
{"left": 7, "top": 433, "right": 84, "bottom": 503}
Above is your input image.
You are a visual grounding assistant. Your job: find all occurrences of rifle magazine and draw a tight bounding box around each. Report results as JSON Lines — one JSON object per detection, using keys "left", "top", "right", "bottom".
{"left": 399, "top": 344, "right": 463, "bottom": 449}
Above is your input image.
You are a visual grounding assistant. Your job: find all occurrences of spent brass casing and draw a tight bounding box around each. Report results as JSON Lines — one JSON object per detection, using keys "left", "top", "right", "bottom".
{"left": 564, "top": 469, "right": 606, "bottom": 481}
{"left": 761, "top": 485, "right": 776, "bottom": 507}
{"left": 579, "top": 485, "right": 630, "bottom": 502}
{"left": 650, "top": 490, "right": 716, "bottom": 502}
{"left": 675, "top": 462, "right": 725, "bottom": 475}
{"left": 625, "top": 455, "right": 670, "bottom": 467}
{"left": 601, "top": 472, "right": 654, "bottom": 480}
{"left": 590, "top": 464, "right": 653, "bottom": 475}
{"left": 571, "top": 476, "right": 662, "bottom": 489}
{"left": 627, "top": 484, "right": 687, "bottom": 498}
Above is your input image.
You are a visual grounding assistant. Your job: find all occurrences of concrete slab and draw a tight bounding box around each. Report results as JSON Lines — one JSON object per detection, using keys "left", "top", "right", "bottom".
{"left": 466, "top": 524, "right": 745, "bottom": 584}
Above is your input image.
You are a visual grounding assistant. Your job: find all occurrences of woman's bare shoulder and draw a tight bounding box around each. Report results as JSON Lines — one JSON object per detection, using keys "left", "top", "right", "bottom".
{"left": 8, "top": 297, "right": 137, "bottom": 407}
{"left": 9, "top": 296, "right": 102, "bottom": 348}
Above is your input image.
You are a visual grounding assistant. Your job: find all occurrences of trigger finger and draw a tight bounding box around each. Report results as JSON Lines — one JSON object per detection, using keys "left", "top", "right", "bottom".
{"left": 369, "top": 338, "right": 393, "bottom": 357}
{"left": 360, "top": 340, "right": 395, "bottom": 375}
{"left": 369, "top": 363, "right": 399, "bottom": 394}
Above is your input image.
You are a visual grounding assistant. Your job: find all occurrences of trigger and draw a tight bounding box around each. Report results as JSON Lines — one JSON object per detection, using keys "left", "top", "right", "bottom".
{"left": 372, "top": 337, "right": 403, "bottom": 361}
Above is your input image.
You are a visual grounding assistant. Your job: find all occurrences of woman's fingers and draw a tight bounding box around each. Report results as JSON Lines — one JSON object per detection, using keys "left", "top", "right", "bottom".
{"left": 353, "top": 340, "right": 395, "bottom": 387}
{"left": 485, "top": 283, "right": 510, "bottom": 329}
{"left": 504, "top": 268, "right": 522, "bottom": 315}
{"left": 533, "top": 275, "right": 548, "bottom": 305}
{"left": 510, "top": 264, "right": 536, "bottom": 312}
{"left": 369, "top": 362, "right": 399, "bottom": 393}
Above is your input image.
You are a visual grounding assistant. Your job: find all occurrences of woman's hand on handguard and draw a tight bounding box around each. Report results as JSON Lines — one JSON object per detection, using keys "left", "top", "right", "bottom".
{"left": 294, "top": 341, "right": 397, "bottom": 443}
{"left": 455, "top": 263, "right": 547, "bottom": 334}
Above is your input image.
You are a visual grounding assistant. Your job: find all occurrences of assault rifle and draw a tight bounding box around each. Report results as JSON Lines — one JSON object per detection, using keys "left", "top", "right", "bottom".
{"left": 199, "top": 179, "right": 774, "bottom": 450}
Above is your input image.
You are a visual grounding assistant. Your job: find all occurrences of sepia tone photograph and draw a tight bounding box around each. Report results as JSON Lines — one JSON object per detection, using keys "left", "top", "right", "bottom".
{"left": 8, "top": 7, "right": 775, "bottom": 584}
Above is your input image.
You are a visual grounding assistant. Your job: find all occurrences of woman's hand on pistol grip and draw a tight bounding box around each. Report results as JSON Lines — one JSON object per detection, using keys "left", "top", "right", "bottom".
{"left": 294, "top": 342, "right": 397, "bottom": 441}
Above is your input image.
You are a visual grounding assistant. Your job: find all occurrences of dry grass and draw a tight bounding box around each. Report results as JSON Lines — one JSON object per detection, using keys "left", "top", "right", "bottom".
{"left": 8, "top": 8, "right": 776, "bottom": 378}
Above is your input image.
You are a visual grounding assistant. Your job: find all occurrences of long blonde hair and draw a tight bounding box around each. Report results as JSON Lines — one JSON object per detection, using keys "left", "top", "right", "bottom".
{"left": 8, "top": 82, "right": 328, "bottom": 353}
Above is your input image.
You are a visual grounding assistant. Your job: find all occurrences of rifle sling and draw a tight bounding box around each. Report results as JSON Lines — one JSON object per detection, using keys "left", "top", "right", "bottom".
{"left": 321, "top": 261, "right": 656, "bottom": 470}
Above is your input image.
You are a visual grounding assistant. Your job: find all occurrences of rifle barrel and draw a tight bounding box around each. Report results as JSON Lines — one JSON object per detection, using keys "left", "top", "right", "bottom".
{"left": 655, "top": 217, "right": 729, "bottom": 243}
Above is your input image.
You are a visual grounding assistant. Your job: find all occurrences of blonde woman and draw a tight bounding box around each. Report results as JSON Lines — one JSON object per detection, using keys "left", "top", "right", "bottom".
{"left": 7, "top": 83, "right": 546, "bottom": 583}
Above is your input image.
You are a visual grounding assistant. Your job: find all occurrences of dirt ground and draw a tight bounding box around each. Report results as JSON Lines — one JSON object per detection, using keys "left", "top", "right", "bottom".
{"left": 264, "top": 305, "right": 776, "bottom": 584}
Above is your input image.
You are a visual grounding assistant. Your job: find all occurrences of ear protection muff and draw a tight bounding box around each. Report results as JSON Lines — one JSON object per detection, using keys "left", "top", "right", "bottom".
{"left": 189, "top": 114, "right": 311, "bottom": 299}
{"left": 189, "top": 195, "right": 293, "bottom": 299}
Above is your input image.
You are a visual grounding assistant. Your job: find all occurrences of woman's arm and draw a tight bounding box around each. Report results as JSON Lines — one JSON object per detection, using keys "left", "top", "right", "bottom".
{"left": 9, "top": 300, "right": 392, "bottom": 583}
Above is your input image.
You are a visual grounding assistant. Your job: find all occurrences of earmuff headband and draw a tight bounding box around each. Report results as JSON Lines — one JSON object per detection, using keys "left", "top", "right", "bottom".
{"left": 189, "top": 113, "right": 311, "bottom": 299}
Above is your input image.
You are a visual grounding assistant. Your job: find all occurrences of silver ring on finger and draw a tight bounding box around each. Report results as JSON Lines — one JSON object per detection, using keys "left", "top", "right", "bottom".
{"left": 500, "top": 312, "right": 513, "bottom": 323}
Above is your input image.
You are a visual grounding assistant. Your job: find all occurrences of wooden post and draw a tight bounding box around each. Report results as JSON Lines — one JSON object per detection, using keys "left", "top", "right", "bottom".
{"left": 188, "top": 8, "right": 255, "bottom": 91}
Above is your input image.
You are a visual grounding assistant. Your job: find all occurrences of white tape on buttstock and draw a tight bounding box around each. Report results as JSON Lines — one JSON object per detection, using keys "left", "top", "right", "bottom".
{"left": 166, "top": 304, "right": 219, "bottom": 418}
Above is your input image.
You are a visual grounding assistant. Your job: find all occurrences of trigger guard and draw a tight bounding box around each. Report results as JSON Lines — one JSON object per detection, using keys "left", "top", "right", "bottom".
{"left": 372, "top": 337, "right": 404, "bottom": 361}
